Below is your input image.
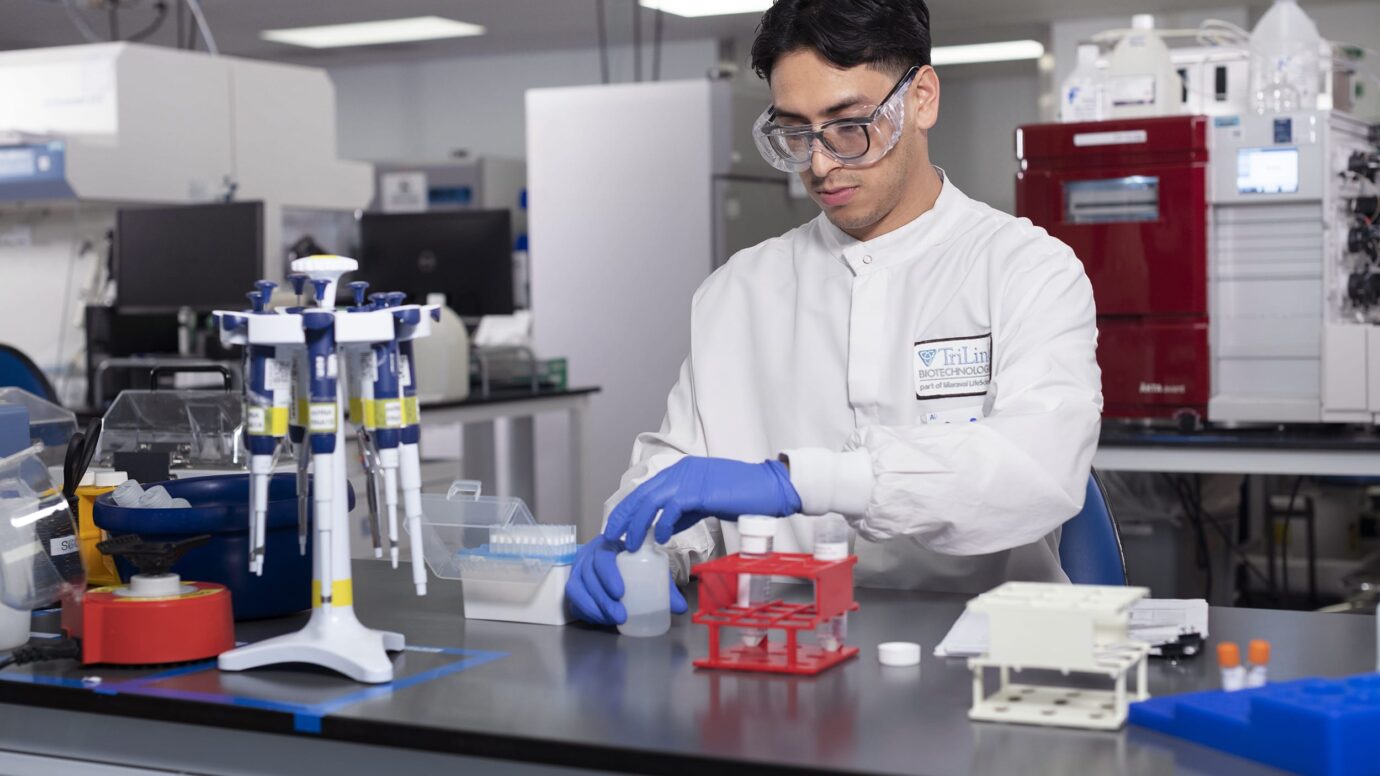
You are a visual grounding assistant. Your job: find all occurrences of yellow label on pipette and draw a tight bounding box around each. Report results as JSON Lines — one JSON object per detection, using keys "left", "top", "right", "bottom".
{"left": 247, "top": 406, "right": 289, "bottom": 436}
{"left": 403, "top": 396, "right": 420, "bottom": 426}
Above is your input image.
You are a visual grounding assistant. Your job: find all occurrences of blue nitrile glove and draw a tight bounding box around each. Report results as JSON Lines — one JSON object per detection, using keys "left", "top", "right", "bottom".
{"left": 565, "top": 536, "right": 689, "bottom": 626}
{"left": 603, "top": 457, "right": 802, "bottom": 552}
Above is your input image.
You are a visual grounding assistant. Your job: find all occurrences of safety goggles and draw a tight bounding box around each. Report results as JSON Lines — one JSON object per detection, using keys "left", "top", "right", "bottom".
{"left": 753, "top": 66, "right": 919, "bottom": 174}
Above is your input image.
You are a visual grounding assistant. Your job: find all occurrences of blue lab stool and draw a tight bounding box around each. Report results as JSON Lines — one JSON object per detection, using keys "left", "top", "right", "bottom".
{"left": 1059, "top": 470, "right": 1127, "bottom": 585}
{"left": 0, "top": 344, "right": 58, "bottom": 403}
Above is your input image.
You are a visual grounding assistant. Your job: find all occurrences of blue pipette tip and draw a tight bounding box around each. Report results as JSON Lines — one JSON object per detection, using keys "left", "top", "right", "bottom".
{"left": 310, "top": 278, "right": 330, "bottom": 303}
{"left": 289, "top": 274, "right": 307, "bottom": 295}
{"left": 386, "top": 292, "right": 407, "bottom": 308}
{"left": 349, "top": 281, "right": 370, "bottom": 306}
{"left": 246, "top": 291, "right": 265, "bottom": 313}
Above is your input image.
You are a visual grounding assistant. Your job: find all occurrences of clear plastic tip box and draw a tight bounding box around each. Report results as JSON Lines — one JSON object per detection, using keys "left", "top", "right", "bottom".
{"left": 409, "top": 481, "right": 574, "bottom": 626}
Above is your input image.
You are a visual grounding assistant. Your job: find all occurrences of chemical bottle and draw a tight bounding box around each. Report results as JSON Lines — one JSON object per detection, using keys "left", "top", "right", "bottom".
{"left": 1060, "top": 44, "right": 1107, "bottom": 123}
{"left": 1245, "top": 639, "right": 1271, "bottom": 688}
{"left": 615, "top": 540, "right": 671, "bottom": 638}
{"left": 1217, "top": 642, "right": 1246, "bottom": 691}
{"left": 1105, "top": 15, "right": 1180, "bottom": 118}
{"left": 737, "top": 515, "right": 777, "bottom": 647}
{"left": 1249, "top": 0, "right": 1323, "bottom": 115}
{"left": 813, "top": 515, "right": 850, "bottom": 651}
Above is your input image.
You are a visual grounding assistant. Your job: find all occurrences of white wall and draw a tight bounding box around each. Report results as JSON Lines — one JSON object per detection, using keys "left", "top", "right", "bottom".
{"left": 331, "top": 39, "right": 720, "bottom": 162}
{"left": 928, "top": 71, "right": 1040, "bottom": 215}
{"left": 527, "top": 80, "right": 728, "bottom": 536}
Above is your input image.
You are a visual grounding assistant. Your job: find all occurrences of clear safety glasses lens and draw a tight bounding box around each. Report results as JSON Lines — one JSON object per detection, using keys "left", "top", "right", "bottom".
{"left": 753, "top": 66, "right": 918, "bottom": 174}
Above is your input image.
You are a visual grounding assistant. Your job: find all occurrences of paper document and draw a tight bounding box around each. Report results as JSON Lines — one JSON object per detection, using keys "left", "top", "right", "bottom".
{"left": 933, "top": 598, "right": 1209, "bottom": 658}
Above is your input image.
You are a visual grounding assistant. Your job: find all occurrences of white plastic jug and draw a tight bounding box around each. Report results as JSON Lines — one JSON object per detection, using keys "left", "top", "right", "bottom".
{"left": 1105, "top": 15, "right": 1181, "bottom": 118}
{"left": 1060, "top": 44, "right": 1107, "bottom": 123}
{"left": 1249, "top": 0, "right": 1324, "bottom": 114}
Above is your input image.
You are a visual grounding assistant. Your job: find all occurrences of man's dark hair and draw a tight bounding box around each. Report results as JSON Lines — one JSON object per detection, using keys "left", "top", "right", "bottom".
{"left": 750, "top": 0, "right": 931, "bottom": 81}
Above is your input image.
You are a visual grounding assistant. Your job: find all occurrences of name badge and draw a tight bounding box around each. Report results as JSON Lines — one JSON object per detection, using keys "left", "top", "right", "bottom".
{"left": 913, "top": 334, "right": 992, "bottom": 399}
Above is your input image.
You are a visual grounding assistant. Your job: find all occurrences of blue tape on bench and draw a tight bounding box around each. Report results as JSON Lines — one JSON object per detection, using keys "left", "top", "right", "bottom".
{"left": 0, "top": 645, "right": 507, "bottom": 735}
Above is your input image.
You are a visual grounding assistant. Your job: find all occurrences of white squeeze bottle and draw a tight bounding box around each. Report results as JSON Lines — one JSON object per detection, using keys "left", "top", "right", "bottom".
{"left": 1060, "top": 44, "right": 1106, "bottom": 123}
{"left": 1106, "top": 14, "right": 1180, "bottom": 119}
{"left": 813, "top": 514, "right": 850, "bottom": 651}
{"left": 615, "top": 540, "right": 671, "bottom": 638}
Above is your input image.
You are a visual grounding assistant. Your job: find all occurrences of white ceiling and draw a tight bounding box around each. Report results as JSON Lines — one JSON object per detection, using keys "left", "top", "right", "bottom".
{"left": 0, "top": 0, "right": 1277, "bottom": 68}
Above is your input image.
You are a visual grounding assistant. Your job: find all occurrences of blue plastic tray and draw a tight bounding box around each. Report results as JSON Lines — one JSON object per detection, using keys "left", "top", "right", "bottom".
{"left": 1130, "top": 675, "right": 1380, "bottom": 776}
{"left": 94, "top": 474, "right": 353, "bottom": 620}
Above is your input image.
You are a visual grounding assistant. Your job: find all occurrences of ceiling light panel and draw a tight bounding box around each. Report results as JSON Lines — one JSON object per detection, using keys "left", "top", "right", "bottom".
{"left": 930, "top": 40, "right": 1046, "bottom": 67}
{"left": 261, "top": 16, "right": 485, "bottom": 49}
{"left": 639, "top": 1, "right": 773, "bottom": 18}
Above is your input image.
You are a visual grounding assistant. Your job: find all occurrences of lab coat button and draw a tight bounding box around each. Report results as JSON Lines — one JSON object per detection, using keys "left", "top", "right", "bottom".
{"left": 861, "top": 254, "right": 873, "bottom": 265}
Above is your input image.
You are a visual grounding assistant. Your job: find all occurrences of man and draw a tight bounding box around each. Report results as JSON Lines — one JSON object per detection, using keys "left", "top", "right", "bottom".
{"left": 566, "top": 0, "right": 1101, "bottom": 626}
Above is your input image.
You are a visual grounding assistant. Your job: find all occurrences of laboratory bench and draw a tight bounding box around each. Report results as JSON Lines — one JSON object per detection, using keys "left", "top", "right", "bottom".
{"left": 1095, "top": 424, "right": 1380, "bottom": 477}
{"left": 0, "top": 561, "right": 1373, "bottom": 776}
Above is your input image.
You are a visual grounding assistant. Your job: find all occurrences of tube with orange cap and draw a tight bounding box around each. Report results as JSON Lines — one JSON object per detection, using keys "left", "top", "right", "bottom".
{"left": 1245, "top": 639, "right": 1270, "bottom": 688}
{"left": 1217, "top": 642, "right": 1246, "bottom": 691}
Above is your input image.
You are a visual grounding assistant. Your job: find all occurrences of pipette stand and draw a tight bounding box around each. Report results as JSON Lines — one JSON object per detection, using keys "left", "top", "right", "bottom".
{"left": 691, "top": 552, "right": 859, "bottom": 676}
{"left": 966, "top": 582, "right": 1151, "bottom": 731}
{"left": 213, "top": 256, "right": 437, "bottom": 684}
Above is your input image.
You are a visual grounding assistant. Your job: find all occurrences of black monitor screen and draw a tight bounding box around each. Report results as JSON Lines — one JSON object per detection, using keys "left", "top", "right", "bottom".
{"left": 116, "top": 201, "right": 264, "bottom": 313}
{"left": 356, "top": 210, "right": 514, "bottom": 317}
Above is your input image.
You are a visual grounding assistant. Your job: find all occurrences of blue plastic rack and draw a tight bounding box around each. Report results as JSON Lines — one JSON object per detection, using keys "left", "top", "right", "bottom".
{"left": 1129, "top": 675, "right": 1380, "bottom": 776}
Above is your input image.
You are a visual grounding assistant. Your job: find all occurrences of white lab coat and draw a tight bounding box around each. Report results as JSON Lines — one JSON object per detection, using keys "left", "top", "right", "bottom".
{"left": 606, "top": 173, "right": 1102, "bottom": 593}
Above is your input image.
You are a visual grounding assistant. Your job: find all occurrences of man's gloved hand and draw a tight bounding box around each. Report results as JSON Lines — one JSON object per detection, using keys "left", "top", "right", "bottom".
{"left": 603, "top": 457, "right": 802, "bottom": 551}
{"left": 565, "top": 536, "right": 688, "bottom": 626}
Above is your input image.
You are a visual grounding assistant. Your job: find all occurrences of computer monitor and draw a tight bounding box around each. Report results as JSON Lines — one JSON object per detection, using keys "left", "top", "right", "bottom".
{"left": 116, "top": 201, "right": 264, "bottom": 313}
{"left": 356, "top": 210, "right": 514, "bottom": 317}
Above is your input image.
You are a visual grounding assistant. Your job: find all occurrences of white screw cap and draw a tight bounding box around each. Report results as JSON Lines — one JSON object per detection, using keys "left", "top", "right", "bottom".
{"left": 878, "top": 641, "right": 922, "bottom": 667}
{"left": 94, "top": 471, "right": 129, "bottom": 488}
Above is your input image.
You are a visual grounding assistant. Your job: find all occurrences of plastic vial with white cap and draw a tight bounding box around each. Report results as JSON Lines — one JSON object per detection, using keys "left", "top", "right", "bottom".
{"left": 813, "top": 514, "right": 850, "bottom": 651}
{"left": 1217, "top": 642, "right": 1246, "bottom": 691}
{"left": 615, "top": 540, "right": 671, "bottom": 638}
{"left": 1245, "top": 639, "right": 1271, "bottom": 688}
{"left": 737, "top": 515, "right": 777, "bottom": 648}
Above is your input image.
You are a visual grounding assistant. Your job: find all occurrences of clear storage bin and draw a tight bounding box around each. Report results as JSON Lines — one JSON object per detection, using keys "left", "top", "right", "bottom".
{"left": 97, "top": 390, "right": 243, "bottom": 472}
{"left": 408, "top": 480, "right": 575, "bottom": 625}
{"left": 0, "top": 388, "right": 77, "bottom": 469}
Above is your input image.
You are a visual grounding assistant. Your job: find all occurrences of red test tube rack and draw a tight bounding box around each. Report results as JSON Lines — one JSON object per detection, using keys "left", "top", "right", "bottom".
{"left": 691, "top": 552, "right": 860, "bottom": 676}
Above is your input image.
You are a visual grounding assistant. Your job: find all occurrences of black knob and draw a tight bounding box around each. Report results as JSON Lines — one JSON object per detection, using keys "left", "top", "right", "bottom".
{"left": 97, "top": 534, "right": 211, "bottom": 577}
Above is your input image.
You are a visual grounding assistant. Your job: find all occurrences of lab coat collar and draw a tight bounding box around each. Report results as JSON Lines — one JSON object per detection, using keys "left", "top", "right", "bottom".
{"left": 818, "top": 167, "right": 968, "bottom": 275}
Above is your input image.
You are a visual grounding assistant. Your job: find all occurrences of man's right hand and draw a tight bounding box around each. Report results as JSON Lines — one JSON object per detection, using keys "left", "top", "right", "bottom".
{"left": 565, "top": 536, "right": 688, "bottom": 626}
